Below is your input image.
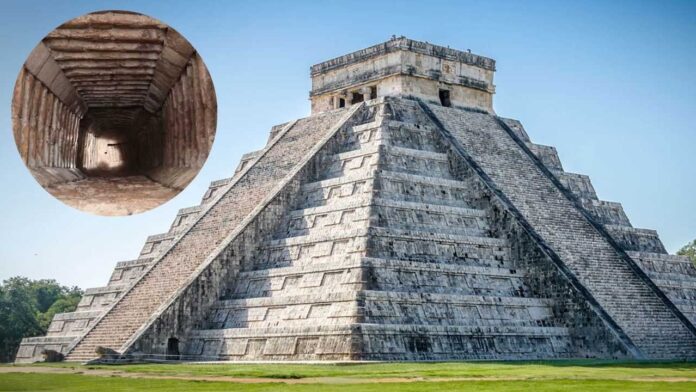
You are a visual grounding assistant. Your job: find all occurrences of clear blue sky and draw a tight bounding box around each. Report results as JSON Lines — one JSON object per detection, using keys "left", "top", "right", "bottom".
{"left": 0, "top": 0, "right": 694, "bottom": 289}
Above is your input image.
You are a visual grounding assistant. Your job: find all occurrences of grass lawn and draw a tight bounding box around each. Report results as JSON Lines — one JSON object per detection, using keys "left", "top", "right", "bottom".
{"left": 0, "top": 360, "right": 695, "bottom": 391}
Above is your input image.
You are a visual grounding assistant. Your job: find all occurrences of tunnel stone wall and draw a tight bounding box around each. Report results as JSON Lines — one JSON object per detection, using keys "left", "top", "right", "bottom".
{"left": 149, "top": 54, "right": 216, "bottom": 189}
{"left": 12, "top": 67, "right": 85, "bottom": 186}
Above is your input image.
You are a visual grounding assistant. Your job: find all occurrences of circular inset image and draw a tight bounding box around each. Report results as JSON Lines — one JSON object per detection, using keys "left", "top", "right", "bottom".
{"left": 11, "top": 10, "right": 217, "bottom": 216}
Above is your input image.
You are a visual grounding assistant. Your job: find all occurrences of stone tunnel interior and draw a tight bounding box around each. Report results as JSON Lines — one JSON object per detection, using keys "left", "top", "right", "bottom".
{"left": 11, "top": 11, "right": 216, "bottom": 215}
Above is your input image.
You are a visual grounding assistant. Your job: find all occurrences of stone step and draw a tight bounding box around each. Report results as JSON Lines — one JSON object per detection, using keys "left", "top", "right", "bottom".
{"left": 200, "top": 177, "right": 233, "bottom": 204}
{"left": 427, "top": 102, "right": 696, "bottom": 358}
{"left": 319, "top": 142, "right": 453, "bottom": 181}
{"left": 629, "top": 251, "right": 696, "bottom": 273}
{"left": 374, "top": 198, "right": 487, "bottom": 218}
{"left": 230, "top": 258, "right": 364, "bottom": 299}
{"left": 185, "top": 324, "right": 355, "bottom": 360}
{"left": 580, "top": 198, "right": 631, "bottom": 227}
{"left": 299, "top": 168, "right": 478, "bottom": 211}
{"left": 367, "top": 255, "right": 515, "bottom": 269}
{"left": 15, "top": 336, "right": 78, "bottom": 363}
{"left": 65, "top": 356, "right": 98, "bottom": 362}
{"left": 284, "top": 196, "right": 489, "bottom": 239}
{"left": 363, "top": 257, "right": 526, "bottom": 296}
{"left": 75, "top": 285, "right": 127, "bottom": 311}
{"left": 317, "top": 143, "right": 380, "bottom": 180}
{"left": 191, "top": 323, "right": 571, "bottom": 340}
{"left": 336, "top": 121, "right": 381, "bottom": 150}
{"left": 109, "top": 257, "right": 154, "bottom": 285}
{"left": 379, "top": 120, "right": 445, "bottom": 152}
{"left": 372, "top": 198, "right": 489, "bottom": 236}
{"left": 553, "top": 171, "right": 598, "bottom": 200}
{"left": 322, "top": 143, "right": 452, "bottom": 178}
{"left": 256, "top": 229, "right": 369, "bottom": 268}
{"left": 209, "top": 291, "right": 360, "bottom": 329}
{"left": 360, "top": 290, "right": 552, "bottom": 306}
{"left": 46, "top": 310, "right": 102, "bottom": 337}
{"left": 183, "top": 322, "right": 573, "bottom": 361}
{"left": 527, "top": 143, "right": 563, "bottom": 171}
{"left": 357, "top": 323, "right": 578, "bottom": 361}
{"left": 375, "top": 170, "right": 476, "bottom": 209}
{"left": 257, "top": 225, "right": 507, "bottom": 269}
{"left": 283, "top": 200, "right": 371, "bottom": 238}
{"left": 368, "top": 226, "right": 509, "bottom": 263}
{"left": 234, "top": 150, "right": 263, "bottom": 174}
{"left": 230, "top": 253, "right": 522, "bottom": 301}
{"left": 311, "top": 117, "right": 383, "bottom": 154}
{"left": 299, "top": 171, "right": 376, "bottom": 208}
{"left": 208, "top": 289, "right": 555, "bottom": 330}
{"left": 628, "top": 252, "right": 696, "bottom": 321}
{"left": 604, "top": 225, "right": 667, "bottom": 253}
{"left": 138, "top": 232, "right": 175, "bottom": 258}
{"left": 346, "top": 119, "right": 441, "bottom": 150}
{"left": 648, "top": 278, "right": 696, "bottom": 291}
{"left": 168, "top": 205, "right": 203, "bottom": 233}
{"left": 112, "top": 257, "right": 154, "bottom": 270}
{"left": 215, "top": 290, "right": 357, "bottom": 309}
{"left": 66, "top": 105, "right": 361, "bottom": 361}
{"left": 378, "top": 145, "right": 452, "bottom": 179}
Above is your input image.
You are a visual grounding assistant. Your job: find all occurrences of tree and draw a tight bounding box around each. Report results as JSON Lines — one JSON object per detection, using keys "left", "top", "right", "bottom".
{"left": 677, "top": 239, "right": 696, "bottom": 266}
{"left": 0, "top": 277, "right": 82, "bottom": 362}
{"left": 37, "top": 290, "right": 82, "bottom": 331}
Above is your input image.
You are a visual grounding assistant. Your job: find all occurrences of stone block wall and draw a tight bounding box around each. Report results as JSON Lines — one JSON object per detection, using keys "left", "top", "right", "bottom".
{"left": 502, "top": 113, "right": 696, "bottom": 331}
{"left": 426, "top": 100, "right": 696, "bottom": 359}
{"left": 63, "top": 105, "right": 360, "bottom": 361}
{"left": 177, "top": 97, "right": 649, "bottom": 362}
{"left": 11, "top": 11, "right": 217, "bottom": 190}
{"left": 18, "top": 93, "right": 696, "bottom": 362}
{"left": 12, "top": 66, "right": 86, "bottom": 186}
{"left": 148, "top": 54, "right": 216, "bottom": 189}
{"left": 310, "top": 37, "right": 495, "bottom": 114}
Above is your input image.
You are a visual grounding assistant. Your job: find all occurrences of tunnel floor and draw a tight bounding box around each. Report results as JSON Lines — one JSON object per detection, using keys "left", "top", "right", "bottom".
{"left": 45, "top": 176, "right": 179, "bottom": 216}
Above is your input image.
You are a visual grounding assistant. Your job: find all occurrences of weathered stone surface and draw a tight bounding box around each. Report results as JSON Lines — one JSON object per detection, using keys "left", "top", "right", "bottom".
{"left": 17, "top": 38, "right": 696, "bottom": 363}
{"left": 178, "top": 98, "right": 629, "bottom": 361}
{"left": 310, "top": 36, "right": 495, "bottom": 114}
{"left": 425, "top": 101, "right": 696, "bottom": 359}
{"left": 64, "top": 107, "right": 358, "bottom": 361}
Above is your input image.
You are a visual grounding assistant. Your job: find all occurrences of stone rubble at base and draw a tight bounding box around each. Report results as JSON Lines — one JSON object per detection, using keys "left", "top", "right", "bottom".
{"left": 15, "top": 37, "right": 696, "bottom": 363}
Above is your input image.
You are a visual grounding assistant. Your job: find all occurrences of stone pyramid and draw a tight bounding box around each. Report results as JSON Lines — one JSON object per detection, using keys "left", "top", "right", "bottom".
{"left": 17, "top": 37, "right": 696, "bottom": 362}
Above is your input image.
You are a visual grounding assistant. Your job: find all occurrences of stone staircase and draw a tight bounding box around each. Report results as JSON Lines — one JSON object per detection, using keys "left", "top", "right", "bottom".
{"left": 17, "top": 97, "right": 696, "bottom": 363}
{"left": 61, "top": 107, "right": 355, "bottom": 361}
{"left": 182, "top": 98, "right": 627, "bottom": 360}
{"left": 629, "top": 252, "right": 696, "bottom": 324}
{"left": 17, "top": 201, "right": 200, "bottom": 362}
{"left": 425, "top": 100, "right": 696, "bottom": 359}
{"left": 501, "top": 117, "right": 696, "bottom": 330}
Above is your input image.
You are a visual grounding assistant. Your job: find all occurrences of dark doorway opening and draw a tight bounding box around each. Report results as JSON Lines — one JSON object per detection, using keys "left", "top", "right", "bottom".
{"left": 339, "top": 98, "right": 346, "bottom": 108}
{"left": 351, "top": 92, "right": 364, "bottom": 104}
{"left": 370, "top": 86, "right": 377, "bottom": 100}
{"left": 167, "top": 337, "right": 180, "bottom": 360}
{"left": 439, "top": 89, "right": 451, "bottom": 107}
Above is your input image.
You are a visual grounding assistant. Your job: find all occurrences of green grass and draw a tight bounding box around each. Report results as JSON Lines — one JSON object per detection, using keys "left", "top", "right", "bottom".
{"left": 0, "top": 373, "right": 695, "bottom": 392}
{"left": 23, "top": 360, "right": 696, "bottom": 380}
{"left": 1, "top": 360, "right": 695, "bottom": 391}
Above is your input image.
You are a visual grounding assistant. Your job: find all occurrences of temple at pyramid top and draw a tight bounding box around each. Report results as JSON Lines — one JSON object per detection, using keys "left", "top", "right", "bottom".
{"left": 310, "top": 36, "right": 496, "bottom": 113}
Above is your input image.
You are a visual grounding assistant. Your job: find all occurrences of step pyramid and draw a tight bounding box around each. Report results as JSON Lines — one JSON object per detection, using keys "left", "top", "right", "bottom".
{"left": 16, "top": 37, "right": 696, "bottom": 362}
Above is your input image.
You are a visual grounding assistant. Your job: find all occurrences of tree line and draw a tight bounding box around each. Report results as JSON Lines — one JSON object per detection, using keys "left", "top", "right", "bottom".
{"left": 678, "top": 239, "right": 696, "bottom": 265}
{"left": 0, "top": 277, "right": 82, "bottom": 362}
